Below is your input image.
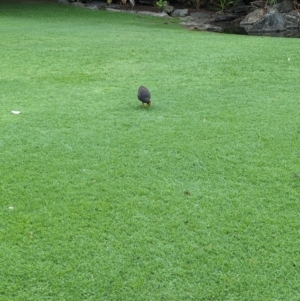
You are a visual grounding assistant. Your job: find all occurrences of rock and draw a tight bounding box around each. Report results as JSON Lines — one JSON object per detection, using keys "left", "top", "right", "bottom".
{"left": 285, "top": 14, "right": 299, "bottom": 29}
{"left": 182, "top": 20, "right": 207, "bottom": 30}
{"left": 106, "top": 8, "right": 169, "bottom": 17}
{"left": 204, "top": 24, "right": 223, "bottom": 32}
{"left": 213, "top": 12, "right": 240, "bottom": 22}
{"left": 190, "top": 12, "right": 211, "bottom": 19}
{"left": 139, "top": 11, "right": 170, "bottom": 17}
{"left": 241, "top": 5, "right": 300, "bottom": 34}
{"left": 179, "top": 16, "right": 195, "bottom": 22}
{"left": 180, "top": 10, "right": 215, "bottom": 30}
{"left": 247, "top": 13, "right": 287, "bottom": 32}
{"left": 250, "top": 1, "right": 265, "bottom": 8}
{"left": 71, "top": 2, "right": 85, "bottom": 7}
{"left": 240, "top": 8, "right": 264, "bottom": 25}
{"left": 289, "top": 9, "right": 300, "bottom": 17}
{"left": 106, "top": 8, "right": 135, "bottom": 13}
{"left": 171, "top": 9, "right": 189, "bottom": 17}
{"left": 268, "top": 0, "right": 294, "bottom": 13}
{"left": 87, "top": 5, "right": 99, "bottom": 9}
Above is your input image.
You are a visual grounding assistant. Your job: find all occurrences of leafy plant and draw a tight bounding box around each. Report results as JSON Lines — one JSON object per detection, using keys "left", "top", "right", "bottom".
{"left": 268, "top": 0, "right": 277, "bottom": 5}
{"left": 156, "top": 0, "right": 171, "bottom": 12}
{"left": 156, "top": 0, "right": 164, "bottom": 10}
{"left": 216, "top": 0, "right": 234, "bottom": 11}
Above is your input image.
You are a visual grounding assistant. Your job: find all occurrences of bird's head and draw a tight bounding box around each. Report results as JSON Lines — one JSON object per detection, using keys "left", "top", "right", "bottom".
{"left": 147, "top": 101, "right": 151, "bottom": 106}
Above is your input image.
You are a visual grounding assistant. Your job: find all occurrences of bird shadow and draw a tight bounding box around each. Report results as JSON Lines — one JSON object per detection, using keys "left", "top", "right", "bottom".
{"left": 133, "top": 104, "right": 156, "bottom": 111}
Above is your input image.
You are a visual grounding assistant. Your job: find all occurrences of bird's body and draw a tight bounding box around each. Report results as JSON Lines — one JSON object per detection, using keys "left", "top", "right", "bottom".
{"left": 137, "top": 86, "right": 151, "bottom": 107}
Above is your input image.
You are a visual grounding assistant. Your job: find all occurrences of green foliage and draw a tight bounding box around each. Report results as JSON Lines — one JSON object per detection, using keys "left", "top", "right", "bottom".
{"left": 156, "top": 0, "right": 164, "bottom": 10}
{"left": 216, "top": 0, "right": 235, "bottom": 11}
{"left": 156, "top": 0, "right": 171, "bottom": 13}
{"left": 1, "top": 1, "right": 300, "bottom": 300}
{"left": 268, "top": 0, "right": 278, "bottom": 5}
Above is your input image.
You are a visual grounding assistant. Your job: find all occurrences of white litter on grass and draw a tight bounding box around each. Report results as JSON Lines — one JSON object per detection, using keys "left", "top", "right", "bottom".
{"left": 11, "top": 111, "right": 21, "bottom": 115}
{"left": 288, "top": 58, "right": 290, "bottom": 61}
{"left": 9, "top": 206, "right": 14, "bottom": 210}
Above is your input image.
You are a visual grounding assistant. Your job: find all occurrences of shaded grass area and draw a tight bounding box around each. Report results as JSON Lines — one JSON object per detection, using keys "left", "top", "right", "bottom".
{"left": 1, "top": 1, "right": 300, "bottom": 300}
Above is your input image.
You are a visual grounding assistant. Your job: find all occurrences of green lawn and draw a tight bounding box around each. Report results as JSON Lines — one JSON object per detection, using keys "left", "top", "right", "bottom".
{"left": 1, "top": 1, "right": 300, "bottom": 300}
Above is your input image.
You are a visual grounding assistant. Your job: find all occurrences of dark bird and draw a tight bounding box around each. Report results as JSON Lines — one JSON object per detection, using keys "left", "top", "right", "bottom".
{"left": 137, "top": 86, "right": 151, "bottom": 107}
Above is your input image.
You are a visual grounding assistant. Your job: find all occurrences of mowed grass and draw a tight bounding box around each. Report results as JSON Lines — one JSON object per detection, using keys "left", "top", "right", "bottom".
{"left": 1, "top": 1, "right": 300, "bottom": 300}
